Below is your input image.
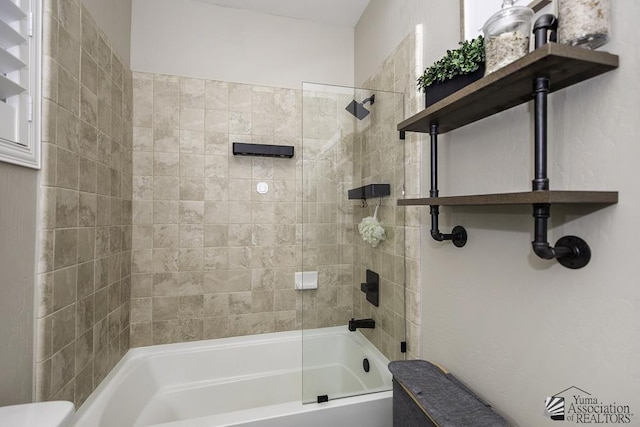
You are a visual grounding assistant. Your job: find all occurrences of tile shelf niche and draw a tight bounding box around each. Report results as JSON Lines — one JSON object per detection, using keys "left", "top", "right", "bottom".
{"left": 397, "top": 40, "right": 619, "bottom": 269}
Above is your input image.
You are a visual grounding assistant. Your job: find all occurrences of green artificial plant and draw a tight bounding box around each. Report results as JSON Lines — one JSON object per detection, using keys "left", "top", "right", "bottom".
{"left": 417, "top": 36, "right": 485, "bottom": 92}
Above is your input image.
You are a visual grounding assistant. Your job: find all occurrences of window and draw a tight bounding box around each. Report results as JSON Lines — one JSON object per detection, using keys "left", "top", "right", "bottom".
{"left": 0, "top": 0, "right": 40, "bottom": 169}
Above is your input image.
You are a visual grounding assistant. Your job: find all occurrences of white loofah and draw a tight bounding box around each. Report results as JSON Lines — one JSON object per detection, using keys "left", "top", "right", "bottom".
{"left": 358, "top": 205, "right": 386, "bottom": 247}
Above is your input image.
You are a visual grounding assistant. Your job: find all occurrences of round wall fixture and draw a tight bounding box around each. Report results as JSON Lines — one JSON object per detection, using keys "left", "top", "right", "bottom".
{"left": 257, "top": 182, "right": 269, "bottom": 194}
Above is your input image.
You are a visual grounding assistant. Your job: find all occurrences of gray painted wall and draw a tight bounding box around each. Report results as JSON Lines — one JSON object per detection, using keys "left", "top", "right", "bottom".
{"left": 0, "top": 162, "right": 37, "bottom": 405}
{"left": 356, "top": 1, "right": 640, "bottom": 425}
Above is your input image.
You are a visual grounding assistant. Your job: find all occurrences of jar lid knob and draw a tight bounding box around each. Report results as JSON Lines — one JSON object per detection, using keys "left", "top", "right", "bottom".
{"left": 501, "top": 0, "right": 515, "bottom": 8}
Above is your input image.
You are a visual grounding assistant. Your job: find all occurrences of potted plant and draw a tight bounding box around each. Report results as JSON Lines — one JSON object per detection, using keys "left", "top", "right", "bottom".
{"left": 418, "top": 36, "right": 486, "bottom": 107}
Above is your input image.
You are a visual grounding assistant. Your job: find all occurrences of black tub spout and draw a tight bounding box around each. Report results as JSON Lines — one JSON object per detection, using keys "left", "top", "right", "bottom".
{"left": 348, "top": 318, "right": 375, "bottom": 332}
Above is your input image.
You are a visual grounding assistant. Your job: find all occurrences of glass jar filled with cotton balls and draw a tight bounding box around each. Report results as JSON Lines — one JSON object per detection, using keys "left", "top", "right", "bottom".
{"left": 482, "top": 0, "right": 534, "bottom": 75}
{"left": 558, "top": 0, "right": 610, "bottom": 49}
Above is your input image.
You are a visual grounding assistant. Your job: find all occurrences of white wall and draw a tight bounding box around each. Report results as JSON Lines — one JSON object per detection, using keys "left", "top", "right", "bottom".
{"left": 130, "top": 0, "right": 355, "bottom": 89}
{"left": 354, "top": 0, "right": 459, "bottom": 87}
{"left": 356, "top": 1, "right": 640, "bottom": 425}
{"left": 82, "top": 0, "right": 132, "bottom": 66}
{"left": 0, "top": 163, "right": 37, "bottom": 405}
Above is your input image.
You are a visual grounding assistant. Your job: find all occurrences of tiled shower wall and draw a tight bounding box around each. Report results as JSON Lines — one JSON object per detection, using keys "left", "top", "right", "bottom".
{"left": 127, "top": 37, "right": 420, "bottom": 361}
{"left": 35, "top": 0, "right": 133, "bottom": 406}
{"left": 129, "top": 75, "right": 365, "bottom": 345}
{"left": 354, "top": 31, "right": 422, "bottom": 361}
{"left": 130, "top": 75, "right": 295, "bottom": 344}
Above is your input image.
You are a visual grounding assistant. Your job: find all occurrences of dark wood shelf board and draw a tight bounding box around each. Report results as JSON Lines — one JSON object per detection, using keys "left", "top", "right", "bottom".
{"left": 397, "top": 191, "right": 618, "bottom": 206}
{"left": 398, "top": 43, "right": 619, "bottom": 134}
{"left": 528, "top": 0, "right": 552, "bottom": 12}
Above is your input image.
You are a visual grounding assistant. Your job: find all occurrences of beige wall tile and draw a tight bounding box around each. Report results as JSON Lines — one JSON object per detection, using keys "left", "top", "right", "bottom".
{"left": 153, "top": 296, "right": 203, "bottom": 321}
{"left": 154, "top": 129, "right": 179, "bottom": 153}
{"left": 153, "top": 176, "right": 179, "bottom": 200}
{"left": 42, "top": 24, "right": 135, "bottom": 398}
{"left": 153, "top": 84, "right": 179, "bottom": 130}
{"left": 203, "top": 155, "right": 227, "bottom": 179}
{"left": 55, "top": 189, "right": 78, "bottom": 228}
{"left": 152, "top": 319, "right": 203, "bottom": 344}
{"left": 180, "top": 108, "right": 205, "bottom": 132}
{"left": 179, "top": 201, "right": 204, "bottom": 224}
{"left": 179, "top": 130, "right": 204, "bottom": 154}
{"left": 130, "top": 322, "right": 152, "bottom": 347}
{"left": 180, "top": 78, "right": 205, "bottom": 108}
{"left": 204, "top": 131, "right": 228, "bottom": 155}
{"left": 179, "top": 224, "right": 204, "bottom": 248}
{"left": 153, "top": 249, "right": 179, "bottom": 273}
{"left": 153, "top": 224, "right": 178, "bottom": 248}
{"left": 54, "top": 229, "right": 78, "bottom": 269}
{"left": 50, "top": 342, "right": 75, "bottom": 397}
{"left": 228, "top": 313, "right": 275, "bottom": 336}
{"left": 228, "top": 112, "right": 251, "bottom": 134}
{"left": 53, "top": 266, "right": 77, "bottom": 311}
{"left": 274, "top": 311, "right": 296, "bottom": 332}
{"left": 51, "top": 304, "right": 75, "bottom": 354}
{"left": 179, "top": 248, "right": 204, "bottom": 271}
{"left": 179, "top": 177, "right": 204, "bottom": 201}
{"left": 78, "top": 193, "right": 97, "bottom": 227}
{"left": 132, "top": 225, "right": 153, "bottom": 249}
{"left": 132, "top": 249, "right": 153, "bottom": 274}
{"left": 76, "top": 294, "right": 94, "bottom": 335}
{"left": 153, "top": 201, "right": 179, "bottom": 224}
{"left": 131, "top": 274, "right": 153, "bottom": 298}
{"left": 203, "top": 177, "right": 229, "bottom": 201}
{"left": 251, "top": 290, "right": 274, "bottom": 313}
{"left": 203, "top": 316, "right": 229, "bottom": 339}
{"left": 203, "top": 248, "right": 228, "bottom": 271}
{"left": 180, "top": 154, "right": 204, "bottom": 177}
{"left": 229, "top": 85, "right": 251, "bottom": 112}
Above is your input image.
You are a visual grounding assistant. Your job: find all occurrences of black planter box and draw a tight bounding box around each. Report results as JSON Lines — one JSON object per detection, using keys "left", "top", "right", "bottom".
{"left": 424, "top": 64, "right": 485, "bottom": 108}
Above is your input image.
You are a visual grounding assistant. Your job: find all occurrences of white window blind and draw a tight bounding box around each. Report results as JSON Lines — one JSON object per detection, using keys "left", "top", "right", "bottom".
{"left": 0, "top": 0, "right": 40, "bottom": 169}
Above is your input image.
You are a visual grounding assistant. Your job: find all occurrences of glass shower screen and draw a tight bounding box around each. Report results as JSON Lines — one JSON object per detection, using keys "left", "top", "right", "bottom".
{"left": 300, "top": 82, "right": 406, "bottom": 404}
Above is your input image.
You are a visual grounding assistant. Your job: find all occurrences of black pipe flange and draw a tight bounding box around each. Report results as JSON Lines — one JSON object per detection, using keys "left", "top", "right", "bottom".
{"left": 555, "top": 235, "right": 591, "bottom": 269}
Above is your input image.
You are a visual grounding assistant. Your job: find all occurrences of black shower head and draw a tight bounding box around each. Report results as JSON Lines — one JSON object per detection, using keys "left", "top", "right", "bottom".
{"left": 345, "top": 100, "right": 370, "bottom": 119}
{"left": 345, "top": 94, "right": 375, "bottom": 120}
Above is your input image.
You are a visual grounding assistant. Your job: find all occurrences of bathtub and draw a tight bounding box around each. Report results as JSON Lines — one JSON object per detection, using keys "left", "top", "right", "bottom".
{"left": 73, "top": 326, "right": 393, "bottom": 427}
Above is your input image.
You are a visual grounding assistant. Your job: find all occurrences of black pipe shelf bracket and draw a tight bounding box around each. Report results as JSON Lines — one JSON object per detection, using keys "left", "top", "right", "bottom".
{"left": 529, "top": 15, "right": 591, "bottom": 269}
{"left": 428, "top": 123, "right": 467, "bottom": 248}
{"left": 394, "top": 13, "right": 619, "bottom": 268}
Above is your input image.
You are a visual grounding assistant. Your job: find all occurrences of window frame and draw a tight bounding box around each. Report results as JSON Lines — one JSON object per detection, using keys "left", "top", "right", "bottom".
{"left": 0, "top": 0, "right": 41, "bottom": 169}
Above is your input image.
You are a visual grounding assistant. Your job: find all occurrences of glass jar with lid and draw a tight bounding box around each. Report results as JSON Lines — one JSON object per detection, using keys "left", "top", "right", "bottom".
{"left": 558, "top": 0, "right": 610, "bottom": 49}
{"left": 483, "top": 0, "right": 534, "bottom": 75}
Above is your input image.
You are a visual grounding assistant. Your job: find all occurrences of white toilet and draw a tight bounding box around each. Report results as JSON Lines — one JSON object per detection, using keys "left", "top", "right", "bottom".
{"left": 0, "top": 401, "right": 74, "bottom": 427}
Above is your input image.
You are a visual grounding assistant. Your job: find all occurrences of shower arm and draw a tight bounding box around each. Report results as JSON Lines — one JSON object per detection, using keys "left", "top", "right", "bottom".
{"left": 362, "top": 94, "right": 375, "bottom": 106}
{"left": 429, "top": 124, "right": 467, "bottom": 247}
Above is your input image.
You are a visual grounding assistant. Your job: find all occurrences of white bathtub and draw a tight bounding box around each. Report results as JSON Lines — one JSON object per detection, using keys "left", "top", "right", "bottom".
{"left": 73, "top": 326, "right": 393, "bottom": 427}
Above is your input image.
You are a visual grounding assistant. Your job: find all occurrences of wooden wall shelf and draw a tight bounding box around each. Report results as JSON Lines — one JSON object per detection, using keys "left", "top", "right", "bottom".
{"left": 398, "top": 43, "right": 619, "bottom": 134}
{"left": 398, "top": 191, "right": 618, "bottom": 207}
{"left": 397, "top": 37, "right": 620, "bottom": 268}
